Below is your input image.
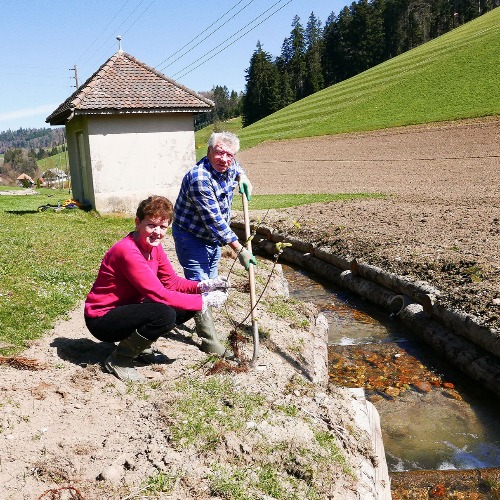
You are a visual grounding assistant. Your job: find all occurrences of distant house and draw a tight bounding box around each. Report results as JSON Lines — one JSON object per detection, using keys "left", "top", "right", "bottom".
{"left": 16, "top": 173, "right": 35, "bottom": 187}
{"left": 41, "top": 168, "right": 68, "bottom": 187}
{"left": 46, "top": 50, "right": 213, "bottom": 214}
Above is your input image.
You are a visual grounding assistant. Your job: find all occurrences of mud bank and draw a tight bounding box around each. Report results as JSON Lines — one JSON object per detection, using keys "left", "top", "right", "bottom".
{"left": 231, "top": 222, "right": 500, "bottom": 399}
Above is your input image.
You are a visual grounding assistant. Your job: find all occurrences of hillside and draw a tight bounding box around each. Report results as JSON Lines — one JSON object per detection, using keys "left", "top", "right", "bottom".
{"left": 239, "top": 8, "right": 500, "bottom": 149}
{"left": 236, "top": 116, "right": 500, "bottom": 331}
{"left": 0, "top": 127, "right": 65, "bottom": 153}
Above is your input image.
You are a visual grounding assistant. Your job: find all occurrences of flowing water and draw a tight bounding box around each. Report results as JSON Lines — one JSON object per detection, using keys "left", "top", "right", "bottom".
{"left": 281, "top": 262, "right": 500, "bottom": 472}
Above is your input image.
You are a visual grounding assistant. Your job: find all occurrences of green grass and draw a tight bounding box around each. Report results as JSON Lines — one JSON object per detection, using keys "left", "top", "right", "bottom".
{"left": 195, "top": 117, "right": 243, "bottom": 161}
{"left": 0, "top": 189, "right": 132, "bottom": 354}
{"left": 37, "top": 151, "right": 68, "bottom": 172}
{"left": 0, "top": 187, "right": 71, "bottom": 207}
{"left": 266, "top": 298, "right": 299, "bottom": 321}
{"left": 166, "top": 376, "right": 266, "bottom": 450}
{"left": 314, "top": 430, "right": 351, "bottom": 475}
{"left": 209, "top": 465, "right": 251, "bottom": 500}
{"left": 238, "top": 9, "right": 500, "bottom": 149}
{"left": 232, "top": 192, "right": 385, "bottom": 211}
{"left": 142, "top": 470, "right": 181, "bottom": 494}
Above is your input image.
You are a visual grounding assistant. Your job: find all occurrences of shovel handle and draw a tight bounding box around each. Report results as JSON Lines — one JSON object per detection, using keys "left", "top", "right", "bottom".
{"left": 241, "top": 190, "right": 259, "bottom": 365}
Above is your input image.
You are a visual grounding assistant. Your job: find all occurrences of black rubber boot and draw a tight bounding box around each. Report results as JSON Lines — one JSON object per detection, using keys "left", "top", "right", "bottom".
{"left": 105, "top": 330, "right": 153, "bottom": 382}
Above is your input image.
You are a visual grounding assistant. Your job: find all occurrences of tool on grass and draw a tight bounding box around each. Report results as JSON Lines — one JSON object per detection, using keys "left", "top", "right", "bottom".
{"left": 241, "top": 190, "right": 259, "bottom": 366}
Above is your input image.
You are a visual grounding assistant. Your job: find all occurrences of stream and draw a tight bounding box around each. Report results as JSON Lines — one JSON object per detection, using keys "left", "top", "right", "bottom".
{"left": 280, "top": 262, "right": 500, "bottom": 472}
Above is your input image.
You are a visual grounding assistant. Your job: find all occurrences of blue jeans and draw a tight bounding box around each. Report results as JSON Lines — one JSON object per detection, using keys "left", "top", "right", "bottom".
{"left": 172, "top": 225, "right": 221, "bottom": 281}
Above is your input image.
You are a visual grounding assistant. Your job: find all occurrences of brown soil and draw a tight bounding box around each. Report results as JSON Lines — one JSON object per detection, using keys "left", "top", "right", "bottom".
{"left": 237, "top": 117, "right": 500, "bottom": 332}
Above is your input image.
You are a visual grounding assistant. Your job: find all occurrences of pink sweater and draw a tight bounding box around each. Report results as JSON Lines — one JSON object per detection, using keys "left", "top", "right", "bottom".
{"left": 84, "top": 233, "right": 202, "bottom": 318}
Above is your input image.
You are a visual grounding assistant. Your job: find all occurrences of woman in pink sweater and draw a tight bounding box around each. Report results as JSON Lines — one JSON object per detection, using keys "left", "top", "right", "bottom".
{"left": 84, "top": 196, "right": 228, "bottom": 382}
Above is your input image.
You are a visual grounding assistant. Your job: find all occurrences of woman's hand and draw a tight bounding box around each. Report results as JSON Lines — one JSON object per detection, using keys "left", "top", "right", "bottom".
{"left": 201, "top": 290, "right": 228, "bottom": 313}
{"left": 198, "top": 276, "right": 230, "bottom": 293}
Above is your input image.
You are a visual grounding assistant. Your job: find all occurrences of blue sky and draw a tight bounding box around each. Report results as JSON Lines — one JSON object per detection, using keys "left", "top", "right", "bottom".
{"left": 0, "top": 0, "right": 347, "bottom": 132}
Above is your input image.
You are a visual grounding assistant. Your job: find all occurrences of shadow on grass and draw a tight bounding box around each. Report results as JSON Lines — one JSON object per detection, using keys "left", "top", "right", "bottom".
{"left": 50, "top": 331, "right": 199, "bottom": 368}
{"left": 4, "top": 210, "right": 40, "bottom": 215}
{"left": 260, "top": 336, "right": 313, "bottom": 383}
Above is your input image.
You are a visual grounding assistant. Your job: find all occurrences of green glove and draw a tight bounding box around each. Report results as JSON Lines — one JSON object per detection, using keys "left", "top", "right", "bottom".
{"left": 238, "top": 174, "right": 253, "bottom": 201}
{"left": 238, "top": 248, "right": 257, "bottom": 270}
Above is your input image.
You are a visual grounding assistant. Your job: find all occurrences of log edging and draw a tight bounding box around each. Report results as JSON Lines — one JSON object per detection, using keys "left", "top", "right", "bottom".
{"left": 231, "top": 221, "right": 500, "bottom": 396}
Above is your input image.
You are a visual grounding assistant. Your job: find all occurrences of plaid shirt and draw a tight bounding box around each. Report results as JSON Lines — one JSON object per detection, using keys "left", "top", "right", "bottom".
{"left": 173, "top": 156, "right": 244, "bottom": 246}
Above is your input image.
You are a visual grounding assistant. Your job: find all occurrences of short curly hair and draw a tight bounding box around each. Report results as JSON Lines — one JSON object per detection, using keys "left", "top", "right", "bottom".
{"left": 136, "top": 195, "right": 173, "bottom": 222}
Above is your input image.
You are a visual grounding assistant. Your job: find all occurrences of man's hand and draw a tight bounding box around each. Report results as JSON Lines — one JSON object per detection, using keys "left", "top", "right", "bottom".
{"left": 238, "top": 248, "right": 257, "bottom": 270}
{"left": 238, "top": 174, "right": 253, "bottom": 201}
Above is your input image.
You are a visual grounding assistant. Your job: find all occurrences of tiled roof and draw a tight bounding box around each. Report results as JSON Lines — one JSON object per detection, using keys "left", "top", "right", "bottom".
{"left": 46, "top": 51, "right": 214, "bottom": 125}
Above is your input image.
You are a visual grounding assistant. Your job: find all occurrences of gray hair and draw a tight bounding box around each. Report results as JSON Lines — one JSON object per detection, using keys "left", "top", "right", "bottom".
{"left": 207, "top": 131, "right": 240, "bottom": 153}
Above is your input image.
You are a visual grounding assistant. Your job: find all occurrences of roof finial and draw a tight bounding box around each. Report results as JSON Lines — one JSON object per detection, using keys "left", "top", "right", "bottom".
{"left": 116, "top": 35, "right": 123, "bottom": 52}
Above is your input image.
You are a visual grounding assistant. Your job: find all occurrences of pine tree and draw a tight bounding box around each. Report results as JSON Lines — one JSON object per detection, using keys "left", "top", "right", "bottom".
{"left": 349, "top": 0, "right": 385, "bottom": 72}
{"left": 242, "top": 42, "right": 280, "bottom": 126}
{"left": 228, "top": 90, "right": 242, "bottom": 118}
{"left": 322, "top": 6, "right": 354, "bottom": 84}
{"left": 287, "top": 16, "right": 307, "bottom": 100}
{"left": 304, "top": 12, "right": 325, "bottom": 96}
{"left": 321, "top": 11, "right": 338, "bottom": 86}
{"left": 212, "top": 85, "right": 231, "bottom": 121}
{"left": 279, "top": 70, "right": 295, "bottom": 109}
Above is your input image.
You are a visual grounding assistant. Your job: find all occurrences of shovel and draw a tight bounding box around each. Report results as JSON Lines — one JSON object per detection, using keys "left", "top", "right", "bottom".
{"left": 241, "top": 191, "right": 259, "bottom": 365}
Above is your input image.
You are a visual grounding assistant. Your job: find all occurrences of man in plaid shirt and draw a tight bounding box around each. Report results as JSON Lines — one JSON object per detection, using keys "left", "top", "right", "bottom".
{"left": 172, "top": 131, "right": 256, "bottom": 359}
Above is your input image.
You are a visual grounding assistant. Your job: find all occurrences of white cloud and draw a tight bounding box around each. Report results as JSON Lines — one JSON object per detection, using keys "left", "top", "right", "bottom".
{"left": 0, "top": 104, "right": 58, "bottom": 123}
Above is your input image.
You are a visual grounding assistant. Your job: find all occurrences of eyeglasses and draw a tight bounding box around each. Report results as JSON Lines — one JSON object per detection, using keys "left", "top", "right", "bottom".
{"left": 211, "top": 147, "right": 235, "bottom": 162}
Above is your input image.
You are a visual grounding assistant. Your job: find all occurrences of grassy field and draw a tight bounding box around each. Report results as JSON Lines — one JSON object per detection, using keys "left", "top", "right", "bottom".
{"left": 37, "top": 151, "right": 68, "bottom": 172}
{"left": 195, "top": 10, "right": 499, "bottom": 151}
{"left": 0, "top": 190, "right": 132, "bottom": 354}
{"left": 195, "top": 117, "right": 243, "bottom": 161}
{"left": 231, "top": 192, "right": 385, "bottom": 211}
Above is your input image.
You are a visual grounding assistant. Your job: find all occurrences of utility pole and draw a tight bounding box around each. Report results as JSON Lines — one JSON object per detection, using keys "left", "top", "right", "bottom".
{"left": 69, "top": 65, "right": 79, "bottom": 89}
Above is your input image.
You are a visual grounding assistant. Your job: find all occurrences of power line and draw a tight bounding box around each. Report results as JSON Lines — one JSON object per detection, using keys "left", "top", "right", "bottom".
{"left": 2, "top": 0, "right": 294, "bottom": 102}
{"left": 155, "top": 0, "right": 256, "bottom": 71}
{"left": 172, "top": 0, "right": 293, "bottom": 80}
{"left": 0, "top": 64, "right": 68, "bottom": 71}
{"left": 77, "top": 0, "right": 157, "bottom": 80}
{"left": 0, "top": 72, "right": 65, "bottom": 79}
{"left": 75, "top": 0, "right": 134, "bottom": 63}
{"left": 120, "top": 0, "right": 158, "bottom": 37}
{"left": 0, "top": 81, "right": 73, "bottom": 88}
